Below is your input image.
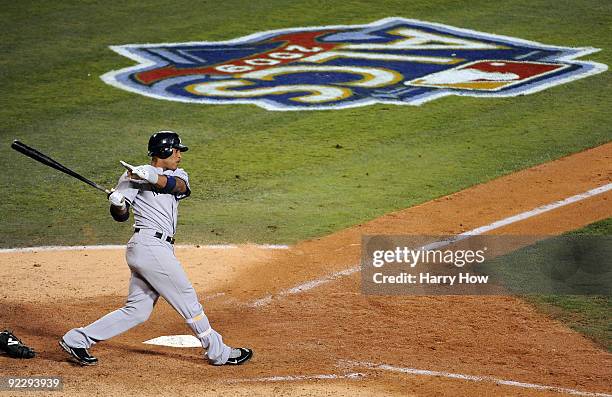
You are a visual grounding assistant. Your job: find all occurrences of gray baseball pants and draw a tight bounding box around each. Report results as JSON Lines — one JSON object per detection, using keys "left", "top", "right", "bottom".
{"left": 63, "top": 231, "right": 231, "bottom": 365}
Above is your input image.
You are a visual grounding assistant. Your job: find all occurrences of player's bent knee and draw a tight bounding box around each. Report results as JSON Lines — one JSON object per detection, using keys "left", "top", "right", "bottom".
{"left": 122, "top": 304, "right": 154, "bottom": 325}
{"left": 133, "top": 310, "right": 152, "bottom": 325}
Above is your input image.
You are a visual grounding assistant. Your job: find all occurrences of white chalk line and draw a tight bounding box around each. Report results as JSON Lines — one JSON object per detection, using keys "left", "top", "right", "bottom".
{"left": 0, "top": 243, "right": 290, "bottom": 254}
{"left": 227, "top": 372, "right": 365, "bottom": 383}
{"left": 248, "top": 182, "right": 612, "bottom": 307}
{"left": 249, "top": 266, "right": 359, "bottom": 307}
{"left": 220, "top": 359, "right": 612, "bottom": 396}
{"left": 351, "top": 361, "right": 612, "bottom": 397}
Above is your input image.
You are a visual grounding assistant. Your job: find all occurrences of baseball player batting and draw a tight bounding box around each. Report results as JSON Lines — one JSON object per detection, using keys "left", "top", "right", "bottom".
{"left": 59, "top": 130, "right": 252, "bottom": 366}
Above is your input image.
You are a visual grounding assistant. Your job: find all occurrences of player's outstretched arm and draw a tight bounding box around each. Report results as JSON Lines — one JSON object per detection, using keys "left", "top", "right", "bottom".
{"left": 128, "top": 165, "right": 187, "bottom": 194}
{"left": 152, "top": 175, "right": 187, "bottom": 194}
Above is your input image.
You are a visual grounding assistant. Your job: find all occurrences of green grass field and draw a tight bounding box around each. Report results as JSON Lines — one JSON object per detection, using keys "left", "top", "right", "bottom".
{"left": 2, "top": 0, "right": 611, "bottom": 247}
{"left": 525, "top": 218, "right": 612, "bottom": 351}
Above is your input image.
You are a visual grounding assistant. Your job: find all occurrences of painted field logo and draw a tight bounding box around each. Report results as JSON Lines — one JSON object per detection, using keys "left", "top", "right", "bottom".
{"left": 102, "top": 17, "right": 606, "bottom": 111}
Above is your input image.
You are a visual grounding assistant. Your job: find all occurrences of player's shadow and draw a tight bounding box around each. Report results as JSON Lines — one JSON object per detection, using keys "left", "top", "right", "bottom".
{"left": 120, "top": 345, "right": 204, "bottom": 364}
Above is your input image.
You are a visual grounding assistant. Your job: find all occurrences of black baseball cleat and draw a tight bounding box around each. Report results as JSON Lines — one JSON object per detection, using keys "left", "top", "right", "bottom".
{"left": 59, "top": 339, "right": 98, "bottom": 366}
{"left": 0, "top": 330, "right": 36, "bottom": 359}
{"left": 224, "top": 347, "right": 253, "bottom": 365}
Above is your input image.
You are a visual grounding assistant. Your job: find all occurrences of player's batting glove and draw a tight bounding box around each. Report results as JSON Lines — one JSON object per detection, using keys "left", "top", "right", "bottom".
{"left": 132, "top": 165, "right": 159, "bottom": 184}
{"left": 109, "top": 191, "right": 126, "bottom": 209}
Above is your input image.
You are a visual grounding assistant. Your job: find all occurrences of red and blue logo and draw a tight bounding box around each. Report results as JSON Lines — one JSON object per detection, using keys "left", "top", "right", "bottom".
{"left": 101, "top": 18, "right": 607, "bottom": 111}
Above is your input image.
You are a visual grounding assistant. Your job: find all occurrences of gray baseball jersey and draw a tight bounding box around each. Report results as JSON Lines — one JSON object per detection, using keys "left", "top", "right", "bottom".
{"left": 117, "top": 167, "right": 191, "bottom": 237}
{"left": 63, "top": 167, "right": 232, "bottom": 364}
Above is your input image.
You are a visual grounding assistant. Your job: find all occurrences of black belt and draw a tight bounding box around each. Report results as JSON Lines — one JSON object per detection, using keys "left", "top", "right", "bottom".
{"left": 134, "top": 228, "right": 175, "bottom": 244}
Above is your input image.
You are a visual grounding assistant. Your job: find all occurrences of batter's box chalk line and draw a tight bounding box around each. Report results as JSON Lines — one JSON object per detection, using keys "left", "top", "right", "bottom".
{"left": 0, "top": 243, "right": 290, "bottom": 254}
{"left": 226, "top": 372, "right": 366, "bottom": 383}
{"left": 246, "top": 182, "right": 612, "bottom": 308}
{"left": 345, "top": 361, "right": 612, "bottom": 397}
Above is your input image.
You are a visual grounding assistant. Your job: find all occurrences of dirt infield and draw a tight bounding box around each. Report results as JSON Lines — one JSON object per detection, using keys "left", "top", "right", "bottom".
{"left": 1, "top": 143, "right": 611, "bottom": 396}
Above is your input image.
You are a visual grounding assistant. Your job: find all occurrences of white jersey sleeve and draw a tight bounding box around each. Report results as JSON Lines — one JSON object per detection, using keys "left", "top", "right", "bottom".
{"left": 114, "top": 171, "right": 140, "bottom": 205}
{"left": 170, "top": 168, "right": 191, "bottom": 201}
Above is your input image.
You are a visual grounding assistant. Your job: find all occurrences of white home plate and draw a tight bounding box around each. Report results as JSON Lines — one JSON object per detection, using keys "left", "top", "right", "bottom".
{"left": 143, "top": 335, "right": 201, "bottom": 348}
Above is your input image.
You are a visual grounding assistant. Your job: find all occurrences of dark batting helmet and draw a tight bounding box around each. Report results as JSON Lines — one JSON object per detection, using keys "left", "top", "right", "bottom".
{"left": 147, "top": 130, "right": 189, "bottom": 159}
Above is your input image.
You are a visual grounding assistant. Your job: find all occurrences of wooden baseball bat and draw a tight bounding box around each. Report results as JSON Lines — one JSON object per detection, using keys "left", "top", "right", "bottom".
{"left": 11, "top": 140, "right": 111, "bottom": 195}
